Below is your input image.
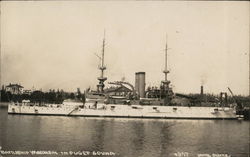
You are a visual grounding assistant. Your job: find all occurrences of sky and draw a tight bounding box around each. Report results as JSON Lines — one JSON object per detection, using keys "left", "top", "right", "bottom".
{"left": 1, "top": 1, "right": 249, "bottom": 95}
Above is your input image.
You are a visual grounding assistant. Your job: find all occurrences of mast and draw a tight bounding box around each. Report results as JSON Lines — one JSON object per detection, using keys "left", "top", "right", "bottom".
{"left": 160, "top": 34, "right": 173, "bottom": 103}
{"left": 162, "top": 35, "right": 170, "bottom": 88}
{"left": 97, "top": 31, "right": 107, "bottom": 93}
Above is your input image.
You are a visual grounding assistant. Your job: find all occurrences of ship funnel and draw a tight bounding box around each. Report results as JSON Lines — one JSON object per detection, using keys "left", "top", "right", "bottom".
{"left": 135, "top": 72, "right": 146, "bottom": 98}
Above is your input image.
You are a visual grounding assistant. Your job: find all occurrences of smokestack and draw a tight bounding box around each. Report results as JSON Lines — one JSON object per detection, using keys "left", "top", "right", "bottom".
{"left": 200, "top": 85, "right": 204, "bottom": 96}
{"left": 135, "top": 72, "right": 146, "bottom": 98}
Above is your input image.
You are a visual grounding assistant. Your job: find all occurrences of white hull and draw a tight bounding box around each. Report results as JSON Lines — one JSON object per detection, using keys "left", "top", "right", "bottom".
{"left": 8, "top": 104, "right": 238, "bottom": 119}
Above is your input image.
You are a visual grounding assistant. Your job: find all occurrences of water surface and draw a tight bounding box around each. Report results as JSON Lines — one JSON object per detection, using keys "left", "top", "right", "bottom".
{"left": 0, "top": 107, "right": 249, "bottom": 157}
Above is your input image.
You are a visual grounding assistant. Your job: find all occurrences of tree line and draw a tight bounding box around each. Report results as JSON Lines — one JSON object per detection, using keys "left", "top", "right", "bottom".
{"left": 0, "top": 89, "right": 85, "bottom": 104}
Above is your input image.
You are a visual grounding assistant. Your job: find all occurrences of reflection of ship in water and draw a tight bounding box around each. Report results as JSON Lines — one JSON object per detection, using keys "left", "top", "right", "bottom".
{"left": 8, "top": 34, "right": 241, "bottom": 119}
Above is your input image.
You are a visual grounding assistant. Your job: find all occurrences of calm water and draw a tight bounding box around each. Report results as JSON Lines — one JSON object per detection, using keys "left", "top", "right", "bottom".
{"left": 0, "top": 107, "right": 249, "bottom": 157}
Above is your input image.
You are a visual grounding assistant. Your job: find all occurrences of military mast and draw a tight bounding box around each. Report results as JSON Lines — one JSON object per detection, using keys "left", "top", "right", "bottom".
{"left": 161, "top": 35, "right": 173, "bottom": 102}
{"left": 97, "top": 31, "right": 107, "bottom": 93}
{"left": 163, "top": 36, "right": 170, "bottom": 85}
{"left": 162, "top": 36, "right": 171, "bottom": 90}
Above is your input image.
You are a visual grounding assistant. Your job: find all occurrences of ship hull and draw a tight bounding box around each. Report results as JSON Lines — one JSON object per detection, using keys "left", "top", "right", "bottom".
{"left": 8, "top": 104, "right": 238, "bottom": 119}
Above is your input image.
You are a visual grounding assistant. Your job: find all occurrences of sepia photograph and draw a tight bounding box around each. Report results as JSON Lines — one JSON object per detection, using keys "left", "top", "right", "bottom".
{"left": 0, "top": 1, "right": 249, "bottom": 157}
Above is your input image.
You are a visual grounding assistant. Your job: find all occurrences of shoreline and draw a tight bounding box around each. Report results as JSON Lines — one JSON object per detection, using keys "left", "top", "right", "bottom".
{"left": 0, "top": 102, "right": 9, "bottom": 108}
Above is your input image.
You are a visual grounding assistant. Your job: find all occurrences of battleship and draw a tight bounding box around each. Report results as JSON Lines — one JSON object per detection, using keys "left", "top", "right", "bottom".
{"left": 8, "top": 35, "right": 241, "bottom": 119}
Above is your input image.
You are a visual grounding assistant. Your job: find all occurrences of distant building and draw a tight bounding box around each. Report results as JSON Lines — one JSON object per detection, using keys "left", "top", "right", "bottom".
{"left": 5, "top": 83, "right": 24, "bottom": 94}
{"left": 23, "top": 89, "right": 32, "bottom": 95}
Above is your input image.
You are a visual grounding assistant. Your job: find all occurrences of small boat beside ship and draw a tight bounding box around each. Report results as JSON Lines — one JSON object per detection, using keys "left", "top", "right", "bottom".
{"left": 8, "top": 35, "right": 242, "bottom": 120}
